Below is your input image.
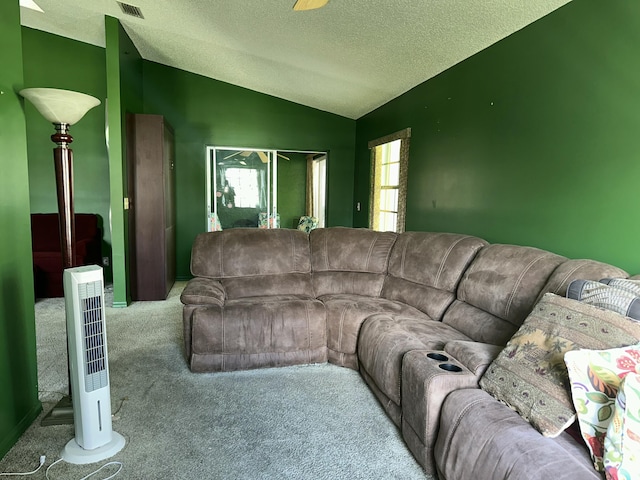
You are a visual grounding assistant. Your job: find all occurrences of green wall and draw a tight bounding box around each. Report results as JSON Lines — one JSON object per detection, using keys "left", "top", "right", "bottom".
{"left": 0, "top": 1, "right": 41, "bottom": 460}
{"left": 355, "top": 0, "right": 640, "bottom": 274}
{"left": 105, "top": 16, "right": 143, "bottom": 306}
{"left": 20, "top": 23, "right": 354, "bottom": 292}
{"left": 277, "top": 152, "right": 307, "bottom": 229}
{"left": 21, "top": 28, "right": 111, "bottom": 279}
{"left": 142, "top": 61, "right": 355, "bottom": 278}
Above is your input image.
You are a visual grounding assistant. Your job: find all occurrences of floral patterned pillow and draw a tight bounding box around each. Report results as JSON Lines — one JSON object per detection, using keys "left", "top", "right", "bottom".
{"left": 604, "top": 373, "right": 640, "bottom": 480}
{"left": 208, "top": 212, "right": 223, "bottom": 232}
{"left": 297, "top": 216, "right": 319, "bottom": 233}
{"left": 564, "top": 345, "right": 640, "bottom": 472}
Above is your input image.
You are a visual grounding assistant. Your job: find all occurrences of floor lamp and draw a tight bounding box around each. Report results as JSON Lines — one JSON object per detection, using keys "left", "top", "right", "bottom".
{"left": 20, "top": 88, "right": 101, "bottom": 426}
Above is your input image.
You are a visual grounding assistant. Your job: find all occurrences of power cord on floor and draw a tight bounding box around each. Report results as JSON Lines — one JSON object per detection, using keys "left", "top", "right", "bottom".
{"left": 0, "top": 455, "right": 46, "bottom": 476}
{"left": 0, "top": 455, "right": 123, "bottom": 479}
{"left": 111, "top": 397, "right": 128, "bottom": 420}
{"left": 45, "top": 458, "right": 123, "bottom": 480}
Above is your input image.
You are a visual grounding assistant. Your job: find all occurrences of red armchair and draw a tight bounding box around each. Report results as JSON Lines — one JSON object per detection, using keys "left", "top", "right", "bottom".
{"left": 31, "top": 213, "right": 102, "bottom": 298}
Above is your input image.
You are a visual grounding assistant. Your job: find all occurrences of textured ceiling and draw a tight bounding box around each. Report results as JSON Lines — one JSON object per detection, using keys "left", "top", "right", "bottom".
{"left": 20, "top": 0, "right": 572, "bottom": 119}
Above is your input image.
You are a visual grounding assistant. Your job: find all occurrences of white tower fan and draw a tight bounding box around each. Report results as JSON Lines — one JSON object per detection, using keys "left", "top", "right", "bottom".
{"left": 61, "top": 265, "right": 125, "bottom": 464}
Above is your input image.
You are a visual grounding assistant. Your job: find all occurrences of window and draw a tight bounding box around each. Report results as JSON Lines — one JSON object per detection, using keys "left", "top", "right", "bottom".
{"left": 369, "top": 128, "right": 410, "bottom": 233}
{"left": 307, "top": 154, "right": 327, "bottom": 227}
{"left": 225, "top": 167, "right": 260, "bottom": 208}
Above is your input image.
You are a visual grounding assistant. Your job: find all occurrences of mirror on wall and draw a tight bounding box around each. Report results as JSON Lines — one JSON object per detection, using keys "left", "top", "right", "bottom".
{"left": 206, "top": 146, "right": 326, "bottom": 231}
{"left": 206, "top": 147, "right": 277, "bottom": 230}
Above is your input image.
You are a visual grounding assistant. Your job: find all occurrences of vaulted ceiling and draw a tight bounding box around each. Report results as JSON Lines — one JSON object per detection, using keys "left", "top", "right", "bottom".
{"left": 20, "top": 0, "right": 571, "bottom": 119}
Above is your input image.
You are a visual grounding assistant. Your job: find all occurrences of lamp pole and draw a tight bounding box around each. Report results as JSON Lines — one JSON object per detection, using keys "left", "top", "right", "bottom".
{"left": 53, "top": 123, "right": 76, "bottom": 270}
{"left": 19, "top": 88, "right": 101, "bottom": 426}
{"left": 40, "top": 123, "right": 77, "bottom": 426}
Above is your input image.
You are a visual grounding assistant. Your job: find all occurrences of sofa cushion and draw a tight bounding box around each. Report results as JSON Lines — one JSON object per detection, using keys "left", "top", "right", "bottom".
{"left": 479, "top": 294, "right": 640, "bottom": 438}
{"left": 438, "top": 300, "right": 518, "bottom": 345}
{"left": 312, "top": 271, "right": 386, "bottom": 298}
{"left": 536, "top": 258, "right": 628, "bottom": 302}
{"left": 320, "top": 294, "right": 432, "bottom": 368}
{"left": 358, "top": 314, "right": 472, "bottom": 409}
{"left": 434, "top": 389, "right": 601, "bottom": 480}
{"left": 564, "top": 345, "right": 640, "bottom": 472}
{"left": 189, "top": 296, "right": 326, "bottom": 372}
{"left": 382, "top": 232, "right": 486, "bottom": 319}
{"left": 222, "top": 273, "right": 314, "bottom": 300}
{"left": 381, "top": 278, "right": 455, "bottom": 322}
{"left": 443, "top": 244, "right": 566, "bottom": 344}
{"left": 310, "top": 227, "right": 397, "bottom": 298}
{"left": 443, "top": 340, "right": 503, "bottom": 376}
{"left": 386, "top": 232, "right": 487, "bottom": 290}
{"left": 180, "top": 277, "right": 225, "bottom": 306}
{"left": 190, "top": 229, "right": 311, "bottom": 278}
{"left": 309, "top": 227, "right": 396, "bottom": 274}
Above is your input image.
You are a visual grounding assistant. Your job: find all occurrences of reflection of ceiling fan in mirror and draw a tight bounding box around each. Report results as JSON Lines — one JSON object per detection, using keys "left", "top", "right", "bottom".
{"left": 223, "top": 151, "right": 290, "bottom": 163}
{"left": 293, "top": 0, "right": 329, "bottom": 11}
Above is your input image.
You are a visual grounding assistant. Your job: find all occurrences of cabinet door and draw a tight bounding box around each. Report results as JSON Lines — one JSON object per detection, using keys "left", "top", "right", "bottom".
{"left": 130, "top": 114, "right": 175, "bottom": 300}
{"left": 163, "top": 123, "right": 176, "bottom": 297}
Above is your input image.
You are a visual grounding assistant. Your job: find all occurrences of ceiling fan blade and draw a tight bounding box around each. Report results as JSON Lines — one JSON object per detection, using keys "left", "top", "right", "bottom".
{"left": 293, "top": 0, "right": 329, "bottom": 11}
{"left": 223, "top": 151, "right": 243, "bottom": 160}
{"left": 257, "top": 151, "right": 269, "bottom": 163}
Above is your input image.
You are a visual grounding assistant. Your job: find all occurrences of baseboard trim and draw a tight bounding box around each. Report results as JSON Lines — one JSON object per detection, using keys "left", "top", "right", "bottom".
{"left": 111, "top": 301, "right": 129, "bottom": 308}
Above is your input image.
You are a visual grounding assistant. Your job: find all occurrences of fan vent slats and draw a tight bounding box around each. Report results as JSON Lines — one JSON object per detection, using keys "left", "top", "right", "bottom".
{"left": 79, "top": 281, "right": 108, "bottom": 392}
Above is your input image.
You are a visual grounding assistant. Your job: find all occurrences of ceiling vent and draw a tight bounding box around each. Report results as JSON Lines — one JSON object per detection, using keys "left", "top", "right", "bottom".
{"left": 117, "top": 2, "right": 144, "bottom": 19}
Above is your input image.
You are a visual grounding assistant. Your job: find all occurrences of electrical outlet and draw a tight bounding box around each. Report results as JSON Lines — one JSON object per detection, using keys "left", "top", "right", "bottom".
{"left": 102, "top": 256, "right": 110, "bottom": 267}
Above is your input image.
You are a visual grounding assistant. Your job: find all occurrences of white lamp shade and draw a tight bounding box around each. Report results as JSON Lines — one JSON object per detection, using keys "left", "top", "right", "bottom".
{"left": 20, "top": 88, "right": 101, "bottom": 125}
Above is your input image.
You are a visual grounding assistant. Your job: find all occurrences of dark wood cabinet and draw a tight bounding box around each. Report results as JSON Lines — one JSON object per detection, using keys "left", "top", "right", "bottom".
{"left": 127, "top": 114, "right": 175, "bottom": 300}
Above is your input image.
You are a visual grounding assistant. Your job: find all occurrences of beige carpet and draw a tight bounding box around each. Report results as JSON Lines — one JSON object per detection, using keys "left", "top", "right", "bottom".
{"left": 0, "top": 282, "right": 431, "bottom": 479}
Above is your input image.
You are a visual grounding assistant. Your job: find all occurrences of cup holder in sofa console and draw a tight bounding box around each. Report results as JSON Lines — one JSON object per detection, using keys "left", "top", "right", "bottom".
{"left": 438, "top": 363, "right": 463, "bottom": 372}
{"left": 426, "top": 353, "right": 449, "bottom": 361}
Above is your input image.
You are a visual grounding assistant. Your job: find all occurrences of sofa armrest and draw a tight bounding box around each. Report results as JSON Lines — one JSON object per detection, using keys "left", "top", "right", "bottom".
{"left": 443, "top": 341, "right": 503, "bottom": 376}
{"left": 180, "top": 277, "right": 225, "bottom": 306}
{"left": 401, "top": 342, "right": 504, "bottom": 473}
{"left": 401, "top": 350, "right": 477, "bottom": 474}
{"left": 434, "top": 389, "right": 602, "bottom": 480}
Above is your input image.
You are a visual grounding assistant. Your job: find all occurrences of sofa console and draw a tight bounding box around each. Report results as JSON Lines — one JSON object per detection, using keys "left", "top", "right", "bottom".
{"left": 181, "top": 227, "right": 638, "bottom": 479}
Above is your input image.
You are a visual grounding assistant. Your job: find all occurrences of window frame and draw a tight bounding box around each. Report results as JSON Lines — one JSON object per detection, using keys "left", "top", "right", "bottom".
{"left": 368, "top": 127, "right": 411, "bottom": 233}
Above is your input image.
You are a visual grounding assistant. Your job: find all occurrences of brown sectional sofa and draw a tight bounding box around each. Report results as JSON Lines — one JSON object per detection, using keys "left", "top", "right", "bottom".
{"left": 181, "top": 226, "right": 630, "bottom": 479}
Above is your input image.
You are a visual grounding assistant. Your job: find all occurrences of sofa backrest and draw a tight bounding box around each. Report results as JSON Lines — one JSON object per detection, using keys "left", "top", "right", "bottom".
{"left": 442, "top": 244, "right": 566, "bottom": 345}
{"left": 31, "top": 213, "right": 100, "bottom": 252}
{"left": 310, "top": 227, "right": 397, "bottom": 297}
{"left": 382, "top": 232, "right": 487, "bottom": 320}
{"left": 190, "top": 229, "right": 313, "bottom": 299}
{"left": 534, "top": 258, "right": 628, "bottom": 303}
